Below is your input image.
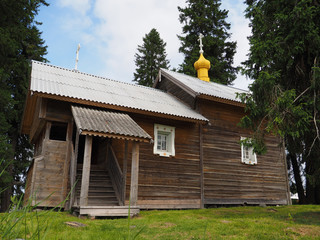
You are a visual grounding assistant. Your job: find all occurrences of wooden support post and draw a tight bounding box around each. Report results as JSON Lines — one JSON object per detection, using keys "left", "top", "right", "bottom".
{"left": 80, "top": 135, "right": 93, "bottom": 206}
{"left": 122, "top": 140, "right": 128, "bottom": 205}
{"left": 45, "top": 122, "right": 51, "bottom": 140}
{"left": 62, "top": 121, "right": 73, "bottom": 208}
{"left": 69, "top": 128, "right": 79, "bottom": 209}
{"left": 130, "top": 141, "right": 139, "bottom": 206}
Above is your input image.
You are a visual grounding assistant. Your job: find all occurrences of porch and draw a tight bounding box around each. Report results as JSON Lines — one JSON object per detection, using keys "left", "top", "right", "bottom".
{"left": 69, "top": 106, "right": 151, "bottom": 217}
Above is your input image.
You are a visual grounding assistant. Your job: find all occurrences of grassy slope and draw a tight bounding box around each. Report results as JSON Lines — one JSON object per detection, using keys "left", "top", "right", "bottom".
{"left": 3, "top": 205, "right": 320, "bottom": 240}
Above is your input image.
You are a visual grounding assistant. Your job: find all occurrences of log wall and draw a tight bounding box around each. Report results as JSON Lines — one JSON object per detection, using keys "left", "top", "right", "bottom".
{"left": 31, "top": 139, "right": 68, "bottom": 207}
{"left": 113, "top": 114, "right": 202, "bottom": 209}
{"left": 199, "top": 99, "right": 289, "bottom": 205}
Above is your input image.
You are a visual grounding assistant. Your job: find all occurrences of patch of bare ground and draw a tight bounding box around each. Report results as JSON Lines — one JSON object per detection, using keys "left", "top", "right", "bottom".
{"left": 221, "top": 220, "right": 232, "bottom": 224}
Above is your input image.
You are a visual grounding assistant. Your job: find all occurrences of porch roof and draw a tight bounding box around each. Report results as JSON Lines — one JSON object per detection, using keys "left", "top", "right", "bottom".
{"left": 71, "top": 106, "right": 152, "bottom": 142}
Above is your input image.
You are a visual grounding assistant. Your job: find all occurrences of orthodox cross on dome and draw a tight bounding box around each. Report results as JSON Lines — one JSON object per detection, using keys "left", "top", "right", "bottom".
{"left": 198, "top": 33, "right": 204, "bottom": 54}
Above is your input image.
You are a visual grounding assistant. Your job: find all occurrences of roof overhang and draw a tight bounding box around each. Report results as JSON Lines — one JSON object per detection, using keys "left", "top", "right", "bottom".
{"left": 71, "top": 106, "right": 152, "bottom": 143}
{"left": 198, "top": 94, "right": 245, "bottom": 108}
{"left": 32, "top": 92, "right": 208, "bottom": 124}
{"left": 156, "top": 69, "right": 246, "bottom": 108}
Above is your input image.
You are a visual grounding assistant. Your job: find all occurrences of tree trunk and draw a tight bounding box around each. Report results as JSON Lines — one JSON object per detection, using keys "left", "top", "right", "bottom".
{"left": 315, "top": 184, "right": 320, "bottom": 204}
{"left": 289, "top": 153, "right": 307, "bottom": 204}
{"left": 0, "top": 188, "right": 12, "bottom": 212}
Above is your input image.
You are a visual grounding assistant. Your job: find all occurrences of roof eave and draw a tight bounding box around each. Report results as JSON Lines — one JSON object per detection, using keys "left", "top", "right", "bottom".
{"left": 80, "top": 130, "right": 151, "bottom": 143}
{"left": 198, "top": 94, "right": 245, "bottom": 107}
{"left": 33, "top": 91, "right": 209, "bottom": 124}
{"left": 158, "top": 69, "right": 199, "bottom": 98}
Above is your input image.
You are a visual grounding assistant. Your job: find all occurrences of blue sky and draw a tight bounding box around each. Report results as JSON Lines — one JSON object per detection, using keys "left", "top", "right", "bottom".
{"left": 36, "top": 0, "right": 252, "bottom": 90}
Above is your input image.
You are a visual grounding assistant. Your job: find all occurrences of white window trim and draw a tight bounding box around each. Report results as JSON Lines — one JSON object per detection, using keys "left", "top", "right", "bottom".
{"left": 241, "top": 137, "right": 257, "bottom": 165}
{"left": 154, "top": 124, "right": 175, "bottom": 157}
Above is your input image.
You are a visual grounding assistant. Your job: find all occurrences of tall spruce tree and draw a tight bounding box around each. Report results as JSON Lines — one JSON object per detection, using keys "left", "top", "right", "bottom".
{"left": 0, "top": 0, "right": 48, "bottom": 211}
{"left": 178, "top": 0, "right": 238, "bottom": 85}
{"left": 241, "top": 0, "right": 320, "bottom": 204}
{"left": 133, "top": 28, "right": 170, "bottom": 87}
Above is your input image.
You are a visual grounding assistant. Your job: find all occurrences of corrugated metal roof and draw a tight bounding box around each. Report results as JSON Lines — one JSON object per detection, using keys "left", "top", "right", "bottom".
{"left": 71, "top": 106, "right": 152, "bottom": 141}
{"left": 30, "top": 61, "right": 208, "bottom": 122}
{"left": 160, "top": 68, "right": 248, "bottom": 103}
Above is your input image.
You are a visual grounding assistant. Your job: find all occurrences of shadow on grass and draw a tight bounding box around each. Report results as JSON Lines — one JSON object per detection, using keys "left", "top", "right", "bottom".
{"left": 291, "top": 211, "right": 320, "bottom": 226}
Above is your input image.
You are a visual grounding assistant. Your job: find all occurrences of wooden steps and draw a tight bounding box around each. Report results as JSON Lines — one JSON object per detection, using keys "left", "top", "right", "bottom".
{"left": 75, "top": 164, "right": 119, "bottom": 206}
{"left": 79, "top": 206, "right": 140, "bottom": 217}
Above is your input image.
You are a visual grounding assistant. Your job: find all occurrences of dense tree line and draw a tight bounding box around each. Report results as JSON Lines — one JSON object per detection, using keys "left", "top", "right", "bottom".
{"left": 241, "top": 0, "right": 320, "bottom": 203}
{"left": 0, "top": 0, "right": 47, "bottom": 211}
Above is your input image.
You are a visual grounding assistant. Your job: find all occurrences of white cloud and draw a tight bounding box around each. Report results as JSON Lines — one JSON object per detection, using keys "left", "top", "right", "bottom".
{"left": 48, "top": 0, "right": 252, "bottom": 89}
{"left": 57, "top": 0, "right": 92, "bottom": 15}
{"left": 91, "top": 0, "right": 186, "bottom": 82}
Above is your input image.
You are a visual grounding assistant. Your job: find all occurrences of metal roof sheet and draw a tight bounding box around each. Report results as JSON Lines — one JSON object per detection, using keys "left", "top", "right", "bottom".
{"left": 160, "top": 68, "right": 248, "bottom": 103}
{"left": 71, "top": 106, "right": 152, "bottom": 141}
{"left": 30, "top": 61, "right": 208, "bottom": 122}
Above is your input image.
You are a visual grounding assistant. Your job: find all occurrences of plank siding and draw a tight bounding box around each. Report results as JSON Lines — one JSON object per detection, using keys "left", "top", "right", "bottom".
{"left": 198, "top": 99, "right": 289, "bottom": 205}
{"left": 110, "top": 114, "right": 201, "bottom": 208}
{"left": 131, "top": 115, "right": 201, "bottom": 208}
{"left": 24, "top": 162, "right": 34, "bottom": 203}
{"left": 31, "top": 140, "right": 68, "bottom": 207}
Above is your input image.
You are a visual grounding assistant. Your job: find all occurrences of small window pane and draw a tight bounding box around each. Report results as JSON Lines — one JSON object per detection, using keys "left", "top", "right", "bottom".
{"left": 161, "top": 135, "right": 167, "bottom": 150}
{"left": 157, "top": 135, "right": 162, "bottom": 150}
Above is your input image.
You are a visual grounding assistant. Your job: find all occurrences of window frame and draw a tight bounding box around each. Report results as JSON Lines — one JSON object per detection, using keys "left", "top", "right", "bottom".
{"left": 240, "top": 137, "right": 257, "bottom": 165}
{"left": 153, "top": 124, "right": 175, "bottom": 157}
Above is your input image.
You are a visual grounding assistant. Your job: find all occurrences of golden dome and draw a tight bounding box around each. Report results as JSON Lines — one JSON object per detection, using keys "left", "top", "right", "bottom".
{"left": 194, "top": 53, "right": 210, "bottom": 82}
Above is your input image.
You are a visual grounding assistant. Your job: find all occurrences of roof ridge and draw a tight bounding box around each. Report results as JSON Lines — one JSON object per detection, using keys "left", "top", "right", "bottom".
{"left": 160, "top": 68, "right": 248, "bottom": 93}
{"left": 31, "top": 60, "right": 165, "bottom": 93}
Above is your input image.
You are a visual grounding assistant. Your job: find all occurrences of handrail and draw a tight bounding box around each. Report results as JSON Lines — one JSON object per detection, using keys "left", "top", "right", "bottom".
{"left": 107, "top": 144, "right": 124, "bottom": 205}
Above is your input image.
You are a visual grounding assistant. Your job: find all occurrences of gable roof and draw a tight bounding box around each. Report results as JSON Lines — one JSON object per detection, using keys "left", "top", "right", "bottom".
{"left": 71, "top": 106, "right": 152, "bottom": 142}
{"left": 29, "top": 61, "right": 208, "bottom": 122}
{"left": 159, "top": 68, "right": 248, "bottom": 104}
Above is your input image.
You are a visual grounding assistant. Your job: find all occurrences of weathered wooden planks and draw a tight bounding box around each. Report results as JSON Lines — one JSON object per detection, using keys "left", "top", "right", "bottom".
{"left": 199, "top": 99, "right": 289, "bottom": 205}
{"left": 80, "top": 136, "right": 93, "bottom": 206}
{"left": 30, "top": 140, "right": 68, "bottom": 207}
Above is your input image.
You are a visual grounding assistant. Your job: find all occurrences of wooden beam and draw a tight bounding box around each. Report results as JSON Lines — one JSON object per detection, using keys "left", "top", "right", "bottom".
{"left": 45, "top": 122, "right": 51, "bottom": 140}
{"left": 122, "top": 140, "right": 128, "bottom": 205}
{"left": 80, "top": 135, "right": 92, "bottom": 206}
{"left": 69, "top": 127, "right": 79, "bottom": 208}
{"left": 130, "top": 141, "right": 139, "bottom": 206}
{"left": 33, "top": 92, "right": 207, "bottom": 124}
{"left": 62, "top": 121, "right": 73, "bottom": 209}
{"left": 80, "top": 130, "right": 150, "bottom": 143}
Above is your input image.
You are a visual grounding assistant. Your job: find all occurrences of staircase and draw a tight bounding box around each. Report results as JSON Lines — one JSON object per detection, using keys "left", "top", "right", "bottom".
{"left": 75, "top": 164, "right": 119, "bottom": 206}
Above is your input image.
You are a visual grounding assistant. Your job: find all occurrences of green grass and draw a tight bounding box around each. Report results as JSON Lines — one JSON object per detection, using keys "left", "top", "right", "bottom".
{"left": 1, "top": 205, "right": 320, "bottom": 239}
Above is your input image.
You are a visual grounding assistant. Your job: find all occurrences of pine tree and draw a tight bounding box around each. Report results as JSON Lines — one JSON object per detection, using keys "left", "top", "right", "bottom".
{"left": 178, "top": 0, "right": 238, "bottom": 85}
{"left": 0, "top": 0, "right": 48, "bottom": 211}
{"left": 240, "top": 0, "right": 320, "bottom": 204}
{"left": 133, "top": 28, "right": 170, "bottom": 87}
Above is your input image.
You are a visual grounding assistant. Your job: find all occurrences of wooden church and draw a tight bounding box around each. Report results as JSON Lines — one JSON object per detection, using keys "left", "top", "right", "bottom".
{"left": 21, "top": 40, "right": 291, "bottom": 217}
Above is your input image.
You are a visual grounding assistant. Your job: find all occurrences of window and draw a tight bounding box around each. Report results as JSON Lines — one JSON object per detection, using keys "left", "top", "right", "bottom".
{"left": 154, "top": 124, "right": 175, "bottom": 157}
{"left": 49, "top": 122, "right": 68, "bottom": 141}
{"left": 241, "top": 137, "right": 257, "bottom": 165}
